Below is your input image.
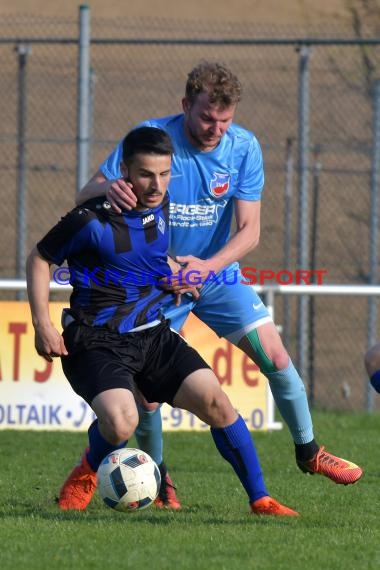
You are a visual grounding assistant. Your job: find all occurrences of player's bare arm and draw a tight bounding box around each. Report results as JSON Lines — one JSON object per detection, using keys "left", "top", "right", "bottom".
{"left": 76, "top": 169, "right": 137, "bottom": 212}
{"left": 26, "top": 247, "right": 68, "bottom": 361}
{"left": 175, "top": 199, "right": 261, "bottom": 282}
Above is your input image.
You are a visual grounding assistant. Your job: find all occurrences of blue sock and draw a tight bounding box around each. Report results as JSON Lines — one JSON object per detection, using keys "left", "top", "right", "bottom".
{"left": 370, "top": 370, "right": 380, "bottom": 392}
{"left": 86, "top": 419, "right": 127, "bottom": 471}
{"left": 134, "top": 405, "right": 163, "bottom": 466}
{"left": 266, "top": 359, "right": 314, "bottom": 444}
{"left": 211, "top": 415, "right": 268, "bottom": 503}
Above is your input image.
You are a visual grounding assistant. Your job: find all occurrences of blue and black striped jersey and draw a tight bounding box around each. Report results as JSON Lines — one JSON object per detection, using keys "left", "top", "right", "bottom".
{"left": 37, "top": 196, "right": 172, "bottom": 333}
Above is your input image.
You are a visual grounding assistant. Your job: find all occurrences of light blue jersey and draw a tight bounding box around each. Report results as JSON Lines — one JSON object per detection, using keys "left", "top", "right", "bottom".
{"left": 100, "top": 114, "right": 264, "bottom": 260}
{"left": 100, "top": 114, "right": 271, "bottom": 341}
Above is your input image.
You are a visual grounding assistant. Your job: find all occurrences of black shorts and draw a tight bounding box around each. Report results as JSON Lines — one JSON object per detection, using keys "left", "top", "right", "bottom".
{"left": 61, "top": 319, "right": 210, "bottom": 406}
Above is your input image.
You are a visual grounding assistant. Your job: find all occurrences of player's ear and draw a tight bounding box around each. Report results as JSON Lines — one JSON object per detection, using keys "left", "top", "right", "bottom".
{"left": 182, "top": 97, "right": 190, "bottom": 113}
{"left": 120, "top": 161, "right": 129, "bottom": 180}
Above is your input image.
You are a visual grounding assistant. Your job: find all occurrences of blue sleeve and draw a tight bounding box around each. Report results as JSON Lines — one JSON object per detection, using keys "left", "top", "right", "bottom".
{"left": 99, "top": 139, "right": 124, "bottom": 180}
{"left": 235, "top": 136, "right": 265, "bottom": 201}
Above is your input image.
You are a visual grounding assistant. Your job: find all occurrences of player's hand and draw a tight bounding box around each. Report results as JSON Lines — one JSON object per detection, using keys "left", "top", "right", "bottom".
{"left": 34, "top": 324, "right": 68, "bottom": 362}
{"left": 176, "top": 255, "right": 215, "bottom": 282}
{"left": 159, "top": 273, "right": 201, "bottom": 300}
{"left": 106, "top": 178, "right": 137, "bottom": 213}
{"left": 159, "top": 256, "right": 201, "bottom": 300}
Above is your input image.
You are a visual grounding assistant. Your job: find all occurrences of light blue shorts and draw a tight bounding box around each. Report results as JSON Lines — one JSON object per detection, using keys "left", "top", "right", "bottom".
{"left": 162, "top": 262, "right": 272, "bottom": 346}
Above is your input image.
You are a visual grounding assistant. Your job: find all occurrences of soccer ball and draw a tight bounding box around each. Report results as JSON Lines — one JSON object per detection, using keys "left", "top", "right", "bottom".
{"left": 97, "top": 448, "right": 161, "bottom": 512}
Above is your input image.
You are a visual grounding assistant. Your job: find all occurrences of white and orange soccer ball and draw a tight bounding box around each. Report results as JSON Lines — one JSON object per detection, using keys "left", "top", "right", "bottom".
{"left": 97, "top": 448, "right": 161, "bottom": 512}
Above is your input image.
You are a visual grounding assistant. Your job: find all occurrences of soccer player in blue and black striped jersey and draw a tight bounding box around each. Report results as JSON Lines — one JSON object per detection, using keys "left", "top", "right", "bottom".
{"left": 27, "top": 126, "right": 299, "bottom": 516}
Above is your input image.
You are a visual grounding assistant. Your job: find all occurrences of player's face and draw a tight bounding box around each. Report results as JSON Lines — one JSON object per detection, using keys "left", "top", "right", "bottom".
{"left": 182, "top": 91, "right": 236, "bottom": 151}
{"left": 122, "top": 153, "right": 171, "bottom": 210}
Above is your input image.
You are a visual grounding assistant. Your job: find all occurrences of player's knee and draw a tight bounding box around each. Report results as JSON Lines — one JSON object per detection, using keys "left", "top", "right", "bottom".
{"left": 241, "top": 326, "right": 289, "bottom": 373}
{"left": 101, "top": 410, "right": 139, "bottom": 444}
{"left": 140, "top": 401, "right": 160, "bottom": 412}
{"left": 135, "top": 389, "right": 160, "bottom": 412}
{"left": 269, "top": 347, "right": 289, "bottom": 372}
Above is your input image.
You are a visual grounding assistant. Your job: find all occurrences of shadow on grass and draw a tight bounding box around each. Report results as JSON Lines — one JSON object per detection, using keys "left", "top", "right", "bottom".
{"left": 0, "top": 500, "right": 303, "bottom": 528}
{"left": 0, "top": 494, "right": 303, "bottom": 527}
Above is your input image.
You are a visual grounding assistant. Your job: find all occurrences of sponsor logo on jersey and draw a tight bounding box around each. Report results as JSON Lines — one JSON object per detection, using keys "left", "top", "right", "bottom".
{"left": 169, "top": 203, "right": 216, "bottom": 216}
{"left": 168, "top": 200, "right": 228, "bottom": 228}
{"left": 210, "top": 172, "right": 230, "bottom": 198}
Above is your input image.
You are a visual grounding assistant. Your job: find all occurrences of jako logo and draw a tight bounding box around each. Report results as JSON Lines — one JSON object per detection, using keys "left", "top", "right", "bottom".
{"left": 142, "top": 214, "right": 154, "bottom": 225}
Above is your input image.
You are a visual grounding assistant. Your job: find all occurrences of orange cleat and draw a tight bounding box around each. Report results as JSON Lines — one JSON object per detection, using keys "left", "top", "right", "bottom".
{"left": 296, "top": 446, "right": 363, "bottom": 485}
{"left": 58, "top": 448, "right": 97, "bottom": 510}
{"left": 250, "top": 496, "right": 299, "bottom": 517}
{"left": 154, "top": 471, "right": 181, "bottom": 510}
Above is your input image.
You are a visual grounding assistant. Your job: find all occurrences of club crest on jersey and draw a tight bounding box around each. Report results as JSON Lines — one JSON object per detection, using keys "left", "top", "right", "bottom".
{"left": 157, "top": 217, "right": 166, "bottom": 234}
{"left": 209, "top": 172, "right": 230, "bottom": 198}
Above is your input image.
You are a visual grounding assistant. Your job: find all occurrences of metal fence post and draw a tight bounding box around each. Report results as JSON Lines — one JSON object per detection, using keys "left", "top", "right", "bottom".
{"left": 15, "top": 43, "right": 31, "bottom": 298}
{"left": 308, "top": 146, "right": 322, "bottom": 405}
{"left": 88, "top": 66, "right": 97, "bottom": 173}
{"left": 283, "top": 137, "right": 294, "bottom": 349}
{"left": 366, "top": 79, "right": 380, "bottom": 411}
{"left": 76, "top": 4, "right": 91, "bottom": 194}
{"left": 296, "top": 44, "right": 311, "bottom": 385}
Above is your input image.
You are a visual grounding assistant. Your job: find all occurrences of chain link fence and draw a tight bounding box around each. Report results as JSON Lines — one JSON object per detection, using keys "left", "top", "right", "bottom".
{"left": 1, "top": 9, "right": 380, "bottom": 411}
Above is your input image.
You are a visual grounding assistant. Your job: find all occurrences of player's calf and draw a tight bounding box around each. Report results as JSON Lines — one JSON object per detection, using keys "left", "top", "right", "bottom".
{"left": 173, "top": 368, "right": 236, "bottom": 428}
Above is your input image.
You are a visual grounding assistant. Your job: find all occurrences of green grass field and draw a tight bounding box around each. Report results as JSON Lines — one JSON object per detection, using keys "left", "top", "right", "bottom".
{"left": 0, "top": 411, "right": 379, "bottom": 570}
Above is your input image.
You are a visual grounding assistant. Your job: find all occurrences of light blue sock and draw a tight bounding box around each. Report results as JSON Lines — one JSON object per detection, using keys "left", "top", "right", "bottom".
{"left": 266, "top": 359, "right": 314, "bottom": 444}
{"left": 134, "top": 405, "right": 163, "bottom": 466}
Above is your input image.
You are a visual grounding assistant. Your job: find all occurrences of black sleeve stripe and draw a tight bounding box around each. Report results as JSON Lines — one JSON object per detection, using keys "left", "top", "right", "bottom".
{"left": 36, "top": 243, "right": 58, "bottom": 264}
{"left": 110, "top": 218, "right": 132, "bottom": 253}
{"left": 143, "top": 222, "right": 158, "bottom": 244}
{"left": 162, "top": 197, "right": 170, "bottom": 225}
{"left": 36, "top": 207, "right": 97, "bottom": 264}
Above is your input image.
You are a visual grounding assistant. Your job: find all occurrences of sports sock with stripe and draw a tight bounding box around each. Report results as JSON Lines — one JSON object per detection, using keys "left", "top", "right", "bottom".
{"left": 211, "top": 414, "right": 268, "bottom": 502}
{"left": 86, "top": 419, "right": 127, "bottom": 471}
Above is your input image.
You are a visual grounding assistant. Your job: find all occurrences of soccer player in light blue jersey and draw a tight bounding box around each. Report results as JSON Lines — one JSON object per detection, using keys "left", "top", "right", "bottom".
{"left": 28, "top": 126, "right": 299, "bottom": 517}
{"left": 75, "top": 60, "right": 362, "bottom": 507}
